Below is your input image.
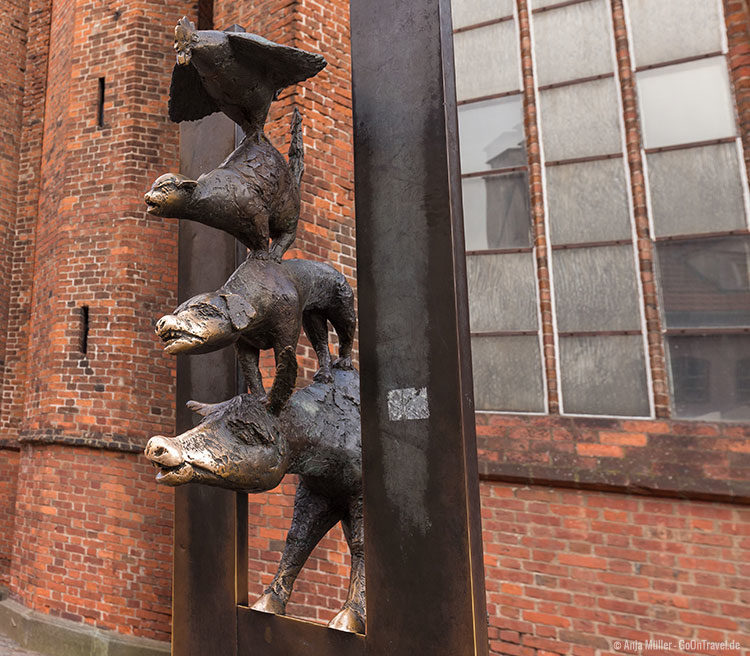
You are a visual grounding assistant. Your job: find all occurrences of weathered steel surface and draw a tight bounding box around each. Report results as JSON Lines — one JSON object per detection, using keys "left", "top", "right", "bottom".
{"left": 350, "top": 0, "right": 489, "bottom": 653}
{"left": 172, "top": 113, "right": 245, "bottom": 656}
{"left": 237, "top": 609, "right": 365, "bottom": 656}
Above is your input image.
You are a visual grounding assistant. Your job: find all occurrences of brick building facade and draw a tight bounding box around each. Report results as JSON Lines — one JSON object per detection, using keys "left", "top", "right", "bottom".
{"left": 0, "top": 0, "right": 748, "bottom": 655}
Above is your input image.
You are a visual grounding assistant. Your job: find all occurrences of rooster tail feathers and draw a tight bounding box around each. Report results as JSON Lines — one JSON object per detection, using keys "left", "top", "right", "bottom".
{"left": 288, "top": 107, "right": 304, "bottom": 188}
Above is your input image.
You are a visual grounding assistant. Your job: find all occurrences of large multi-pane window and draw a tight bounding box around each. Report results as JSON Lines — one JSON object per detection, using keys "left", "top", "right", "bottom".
{"left": 452, "top": 1, "right": 547, "bottom": 413}
{"left": 532, "top": 0, "right": 650, "bottom": 417}
{"left": 452, "top": 0, "right": 750, "bottom": 420}
{"left": 628, "top": 0, "right": 750, "bottom": 420}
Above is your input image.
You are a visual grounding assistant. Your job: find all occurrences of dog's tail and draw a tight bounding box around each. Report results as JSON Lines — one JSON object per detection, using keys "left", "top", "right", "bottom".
{"left": 288, "top": 108, "right": 304, "bottom": 188}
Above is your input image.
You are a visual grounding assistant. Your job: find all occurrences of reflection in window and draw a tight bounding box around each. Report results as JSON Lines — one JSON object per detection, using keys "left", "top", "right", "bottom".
{"left": 453, "top": 20, "right": 520, "bottom": 101}
{"left": 672, "top": 356, "right": 710, "bottom": 405}
{"left": 546, "top": 158, "right": 632, "bottom": 245}
{"left": 450, "top": 0, "right": 514, "bottom": 30}
{"left": 467, "top": 253, "right": 538, "bottom": 332}
{"left": 559, "top": 335, "right": 650, "bottom": 417}
{"left": 637, "top": 58, "right": 736, "bottom": 149}
{"left": 736, "top": 359, "right": 750, "bottom": 405}
{"left": 646, "top": 143, "right": 747, "bottom": 238}
{"left": 656, "top": 237, "right": 750, "bottom": 329}
{"left": 626, "top": 0, "right": 723, "bottom": 68}
{"left": 462, "top": 172, "right": 531, "bottom": 250}
{"left": 532, "top": 0, "right": 614, "bottom": 87}
{"left": 538, "top": 78, "right": 623, "bottom": 161}
{"left": 471, "top": 336, "right": 546, "bottom": 412}
{"left": 668, "top": 336, "right": 750, "bottom": 421}
{"left": 458, "top": 96, "right": 525, "bottom": 174}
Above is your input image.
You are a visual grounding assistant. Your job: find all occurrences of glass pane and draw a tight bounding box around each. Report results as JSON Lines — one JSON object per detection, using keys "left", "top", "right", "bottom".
{"left": 533, "top": 0, "right": 614, "bottom": 87}
{"left": 667, "top": 335, "right": 750, "bottom": 421}
{"left": 458, "top": 95, "right": 525, "bottom": 173}
{"left": 454, "top": 20, "right": 521, "bottom": 100}
{"left": 647, "top": 143, "right": 746, "bottom": 238}
{"left": 547, "top": 158, "right": 632, "bottom": 245}
{"left": 451, "top": 0, "right": 514, "bottom": 29}
{"left": 539, "top": 78, "right": 623, "bottom": 161}
{"left": 637, "top": 58, "right": 737, "bottom": 149}
{"left": 627, "top": 0, "right": 723, "bottom": 68}
{"left": 553, "top": 245, "right": 642, "bottom": 332}
{"left": 462, "top": 172, "right": 532, "bottom": 250}
{"left": 560, "top": 335, "right": 650, "bottom": 416}
{"left": 467, "top": 253, "right": 538, "bottom": 332}
{"left": 471, "top": 335, "right": 545, "bottom": 412}
{"left": 656, "top": 236, "right": 750, "bottom": 329}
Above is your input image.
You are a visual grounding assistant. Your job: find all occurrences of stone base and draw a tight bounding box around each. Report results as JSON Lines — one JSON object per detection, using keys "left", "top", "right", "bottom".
{"left": 0, "top": 591, "right": 169, "bottom": 656}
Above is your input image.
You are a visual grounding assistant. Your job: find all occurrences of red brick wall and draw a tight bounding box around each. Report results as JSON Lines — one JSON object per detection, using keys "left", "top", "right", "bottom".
{"left": 2, "top": 0, "right": 193, "bottom": 640}
{"left": 18, "top": 0, "right": 193, "bottom": 451}
{"left": 0, "top": 448, "right": 20, "bottom": 588}
{"left": 726, "top": 0, "right": 750, "bottom": 168}
{"left": 246, "top": 478, "right": 352, "bottom": 625}
{"left": 0, "top": 0, "right": 52, "bottom": 445}
{"left": 1, "top": 0, "right": 749, "bottom": 651}
{"left": 9, "top": 445, "right": 173, "bottom": 641}
{"left": 0, "top": 0, "right": 28, "bottom": 403}
{"left": 482, "top": 483, "right": 750, "bottom": 656}
{"left": 213, "top": 0, "right": 356, "bottom": 386}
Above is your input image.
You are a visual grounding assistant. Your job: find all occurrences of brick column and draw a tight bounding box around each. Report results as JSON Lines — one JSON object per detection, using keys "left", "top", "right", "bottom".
{"left": 725, "top": 0, "right": 750, "bottom": 169}
{"left": 7, "top": 0, "right": 193, "bottom": 641}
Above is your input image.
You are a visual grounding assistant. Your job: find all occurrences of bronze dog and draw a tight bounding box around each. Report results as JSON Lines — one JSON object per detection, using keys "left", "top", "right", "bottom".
{"left": 155, "top": 258, "right": 356, "bottom": 413}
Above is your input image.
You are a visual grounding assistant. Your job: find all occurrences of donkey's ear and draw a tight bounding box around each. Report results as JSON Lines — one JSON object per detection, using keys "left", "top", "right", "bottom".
{"left": 221, "top": 293, "right": 256, "bottom": 331}
{"left": 186, "top": 399, "right": 225, "bottom": 417}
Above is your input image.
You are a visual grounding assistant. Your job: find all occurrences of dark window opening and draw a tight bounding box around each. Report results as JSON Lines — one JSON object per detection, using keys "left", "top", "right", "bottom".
{"left": 97, "top": 77, "right": 105, "bottom": 128}
{"left": 79, "top": 305, "right": 90, "bottom": 355}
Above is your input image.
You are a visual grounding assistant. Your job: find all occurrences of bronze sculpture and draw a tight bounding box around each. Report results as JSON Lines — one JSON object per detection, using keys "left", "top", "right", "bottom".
{"left": 145, "top": 369, "right": 364, "bottom": 633}
{"left": 154, "top": 257, "right": 356, "bottom": 413}
{"left": 143, "top": 18, "right": 365, "bottom": 634}
{"left": 145, "top": 18, "right": 326, "bottom": 261}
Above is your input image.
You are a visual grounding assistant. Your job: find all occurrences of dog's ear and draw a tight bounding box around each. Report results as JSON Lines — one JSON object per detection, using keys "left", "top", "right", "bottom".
{"left": 221, "top": 293, "right": 256, "bottom": 331}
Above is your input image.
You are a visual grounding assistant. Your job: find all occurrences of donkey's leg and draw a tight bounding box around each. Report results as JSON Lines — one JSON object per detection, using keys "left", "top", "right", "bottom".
{"left": 329, "top": 495, "right": 365, "bottom": 633}
{"left": 252, "top": 482, "right": 340, "bottom": 615}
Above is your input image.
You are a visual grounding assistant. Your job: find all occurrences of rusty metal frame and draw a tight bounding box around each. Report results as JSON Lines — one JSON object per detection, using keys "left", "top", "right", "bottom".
{"left": 171, "top": 0, "right": 488, "bottom": 653}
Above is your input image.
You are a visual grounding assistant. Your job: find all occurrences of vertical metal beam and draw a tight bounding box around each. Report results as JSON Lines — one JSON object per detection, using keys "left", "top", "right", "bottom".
{"left": 172, "top": 112, "right": 246, "bottom": 656}
{"left": 350, "top": 1, "right": 489, "bottom": 655}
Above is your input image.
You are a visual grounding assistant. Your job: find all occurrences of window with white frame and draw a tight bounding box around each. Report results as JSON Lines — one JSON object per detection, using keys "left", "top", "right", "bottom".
{"left": 452, "top": 0, "right": 547, "bottom": 413}
{"left": 628, "top": 0, "right": 750, "bottom": 421}
{"left": 451, "top": 0, "right": 750, "bottom": 420}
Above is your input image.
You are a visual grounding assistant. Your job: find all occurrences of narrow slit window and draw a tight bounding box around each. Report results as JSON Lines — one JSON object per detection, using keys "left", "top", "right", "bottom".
{"left": 97, "top": 77, "right": 105, "bottom": 128}
{"left": 79, "top": 305, "right": 90, "bottom": 355}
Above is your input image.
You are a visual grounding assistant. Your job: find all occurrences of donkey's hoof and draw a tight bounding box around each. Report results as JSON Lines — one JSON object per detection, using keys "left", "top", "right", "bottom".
{"left": 328, "top": 607, "right": 365, "bottom": 634}
{"left": 251, "top": 590, "right": 286, "bottom": 615}
{"left": 313, "top": 367, "right": 334, "bottom": 384}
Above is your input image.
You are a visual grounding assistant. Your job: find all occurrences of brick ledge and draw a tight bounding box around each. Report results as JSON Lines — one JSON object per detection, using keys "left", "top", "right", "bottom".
{"left": 476, "top": 414, "right": 750, "bottom": 504}
{"left": 18, "top": 430, "right": 144, "bottom": 454}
